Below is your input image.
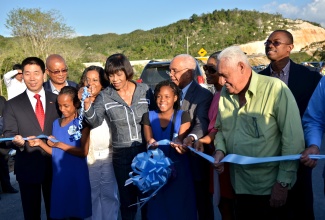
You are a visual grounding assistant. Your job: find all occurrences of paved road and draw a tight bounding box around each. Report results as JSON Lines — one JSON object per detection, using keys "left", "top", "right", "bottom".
{"left": 1, "top": 147, "right": 325, "bottom": 219}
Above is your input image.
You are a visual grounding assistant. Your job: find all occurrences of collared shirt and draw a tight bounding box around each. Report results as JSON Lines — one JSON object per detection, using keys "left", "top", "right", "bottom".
{"left": 49, "top": 80, "right": 68, "bottom": 95}
{"left": 181, "top": 81, "right": 193, "bottom": 100}
{"left": 302, "top": 76, "right": 325, "bottom": 149}
{"left": 26, "top": 88, "right": 46, "bottom": 113}
{"left": 270, "top": 61, "right": 290, "bottom": 85}
{"left": 4, "top": 70, "right": 27, "bottom": 100}
{"left": 215, "top": 71, "right": 304, "bottom": 195}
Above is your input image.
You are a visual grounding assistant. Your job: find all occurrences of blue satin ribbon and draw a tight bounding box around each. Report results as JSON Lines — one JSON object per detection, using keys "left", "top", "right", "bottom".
{"left": 147, "top": 139, "right": 171, "bottom": 149}
{"left": 125, "top": 147, "right": 173, "bottom": 208}
{"left": 71, "top": 86, "right": 90, "bottom": 141}
{"left": 188, "top": 146, "right": 325, "bottom": 164}
{"left": 0, "top": 134, "right": 59, "bottom": 143}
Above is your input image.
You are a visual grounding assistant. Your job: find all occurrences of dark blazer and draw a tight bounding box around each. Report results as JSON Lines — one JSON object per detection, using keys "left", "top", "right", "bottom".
{"left": 181, "top": 81, "right": 212, "bottom": 180}
{"left": 181, "top": 81, "right": 214, "bottom": 219}
{"left": 43, "top": 80, "right": 78, "bottom": 92}
{"left": 0, "top": 96, "right": 8, "bottom": 156}
{"left": 0, "top": 96, "right": 6, "bottom": 134}
{"left": 181, "top": 80, "right": 213, "bottom": 139}
{"left": 259, "top": 60, "right": 322, "bottom": 117}
{"left": 0, "top": 96, "right": 6, "bottom": 116}
{"left": 3, "top": 90, "right": 60, "bottom": 183}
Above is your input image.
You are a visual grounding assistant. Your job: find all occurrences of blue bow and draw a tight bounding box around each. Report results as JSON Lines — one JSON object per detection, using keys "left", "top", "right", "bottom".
{"left": 125, "top": 147, "right": 173, "bottom": 208}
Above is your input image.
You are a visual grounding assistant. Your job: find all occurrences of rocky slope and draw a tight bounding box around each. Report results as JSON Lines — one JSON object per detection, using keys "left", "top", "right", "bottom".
{"left": 239, "top": 20, "right": 325, "bottom": 65}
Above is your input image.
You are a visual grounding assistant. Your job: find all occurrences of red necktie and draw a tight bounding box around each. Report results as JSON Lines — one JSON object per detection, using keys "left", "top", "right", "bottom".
{"left": 34, "top": 94, "right": 45, "bottom": 130}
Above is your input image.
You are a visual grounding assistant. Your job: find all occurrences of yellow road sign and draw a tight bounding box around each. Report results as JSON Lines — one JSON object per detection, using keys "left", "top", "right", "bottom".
{"left": 198, "top": 48, "right": 207, "bottom": 57}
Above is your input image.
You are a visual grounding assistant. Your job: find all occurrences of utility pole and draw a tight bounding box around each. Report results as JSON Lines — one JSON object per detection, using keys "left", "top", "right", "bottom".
{"left": 186, "top": 36, "right": 189, "bottom": 54}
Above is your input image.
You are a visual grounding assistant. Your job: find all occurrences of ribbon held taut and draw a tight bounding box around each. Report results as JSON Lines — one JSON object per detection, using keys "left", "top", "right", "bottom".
{"left": 187, "top": 146, "right": 325, "bottom": 164}
{"left": 0, "top": 134, "right": 59, "bottom": 143}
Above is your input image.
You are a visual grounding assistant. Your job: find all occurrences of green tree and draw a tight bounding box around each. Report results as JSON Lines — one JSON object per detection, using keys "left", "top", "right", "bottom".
{"left": 5, "top": 8, "right": 75, "bottom": 60}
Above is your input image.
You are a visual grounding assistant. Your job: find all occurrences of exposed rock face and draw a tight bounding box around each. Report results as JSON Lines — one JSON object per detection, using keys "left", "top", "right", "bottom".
{"left": 240, "top": 21, "right": 325, "bottom": 56}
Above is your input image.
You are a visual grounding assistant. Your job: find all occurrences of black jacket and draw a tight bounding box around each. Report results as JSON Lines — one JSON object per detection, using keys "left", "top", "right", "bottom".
{"left": 259, "top": 60, "right": 322, "bottom": 117}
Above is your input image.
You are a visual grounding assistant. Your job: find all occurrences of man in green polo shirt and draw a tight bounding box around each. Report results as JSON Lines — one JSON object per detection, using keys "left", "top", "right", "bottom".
{"left": 213, "top": 46, "right": 304, "bottom": 219}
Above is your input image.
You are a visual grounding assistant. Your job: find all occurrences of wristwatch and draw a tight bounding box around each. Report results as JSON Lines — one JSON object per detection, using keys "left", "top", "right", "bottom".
{"left": 278, "top": 181, "right": 288, "bottom": 188}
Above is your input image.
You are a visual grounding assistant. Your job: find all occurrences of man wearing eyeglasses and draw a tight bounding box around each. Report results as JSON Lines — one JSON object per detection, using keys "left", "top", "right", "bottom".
{"left": 44, "top": 54, "right": 77, "bottom": 94}
{"left": 214, "top": 46, "right": 305, "bottom": 219}
{"left": 169, "top": 54, "right": 214, "bottom": 220}
{"left": 259, "top": 30, "right": 322, "bottom": 219}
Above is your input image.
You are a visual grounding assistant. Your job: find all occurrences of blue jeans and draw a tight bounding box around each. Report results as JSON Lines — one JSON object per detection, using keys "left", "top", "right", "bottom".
{"left": 112, "top": 144, "right": 147, "bottom": 220}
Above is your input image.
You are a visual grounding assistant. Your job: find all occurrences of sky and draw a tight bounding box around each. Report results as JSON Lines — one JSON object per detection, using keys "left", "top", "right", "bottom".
{"left": 0, "top": 0, "right": 324, "bottom": 37}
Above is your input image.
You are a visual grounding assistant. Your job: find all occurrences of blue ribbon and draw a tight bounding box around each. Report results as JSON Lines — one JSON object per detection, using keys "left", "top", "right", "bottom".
{"left": 220, "top": 153, "right": 325, "bottom": 164}
{"left": 70, "top": 87, "right": 90, "bottom": 141}
{"left": 147, "top": 139, "right": 171, "bottom": 149}
{"left": 0, "top": 134, "right": 59, "bottom": 143}
{"left": 125, "top": 148, "right": 173, "bottom": 208}
{"left": 187, "top": 146, "right": 325, "bottom": 164}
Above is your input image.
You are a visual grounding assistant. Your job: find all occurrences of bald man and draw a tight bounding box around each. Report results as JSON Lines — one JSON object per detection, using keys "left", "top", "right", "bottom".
{"left": 43, "top": 54, "right": 77, "bottom": 94}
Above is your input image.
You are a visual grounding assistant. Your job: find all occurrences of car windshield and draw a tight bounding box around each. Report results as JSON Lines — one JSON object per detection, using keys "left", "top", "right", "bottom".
{"left": 139, "top": 60, "right": 212, "bottom": 92}
{"left": 141, "top": 66, "right": 170, "bottom": 83}
{"left": 309, "top": 62, "right": 321, "bottom": 68}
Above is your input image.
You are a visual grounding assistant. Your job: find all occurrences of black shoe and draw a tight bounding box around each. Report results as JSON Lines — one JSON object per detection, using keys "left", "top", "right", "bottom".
{"left": 3, "top": 187, "right": 19, "bottom": 194}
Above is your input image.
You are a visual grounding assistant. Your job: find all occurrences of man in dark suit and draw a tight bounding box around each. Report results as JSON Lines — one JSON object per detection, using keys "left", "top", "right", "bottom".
{"left": 259, "top": 29, "right": 322, "bottom": 219}
{"left": 169, "top": 54, "right": 214, "bottom": 219}
{"left": 0, "top": 95, "right": 19, "bottom": 198}
{"left": 3, "top": 57, "right": 60, "bottom": 220}
{"left": 43, "top": 54, "right": 77, "bottom": 94}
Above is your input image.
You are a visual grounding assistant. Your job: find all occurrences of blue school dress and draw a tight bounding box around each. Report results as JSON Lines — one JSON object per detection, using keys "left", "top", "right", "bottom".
{"left": 50, "top": 118, "right": 92, "bottom": 219}
{"left": 146, "top": 110, "right": 197, "bottom": 220}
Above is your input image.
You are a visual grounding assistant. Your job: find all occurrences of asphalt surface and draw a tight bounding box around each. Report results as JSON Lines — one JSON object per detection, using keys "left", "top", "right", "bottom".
{"left": 1, "top": 146, "right": 325, "bottom": 220}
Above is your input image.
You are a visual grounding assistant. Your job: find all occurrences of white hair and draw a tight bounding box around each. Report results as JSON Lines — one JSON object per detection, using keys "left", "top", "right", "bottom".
{"left": 217, "top": 46, "right": 249, "bottom": 67}
{"left": 172, "top": 54, "right": 197, "bottom": 70}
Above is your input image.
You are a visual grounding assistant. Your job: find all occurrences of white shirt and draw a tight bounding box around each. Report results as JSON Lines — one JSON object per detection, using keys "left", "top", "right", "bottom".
{"left": 26, "top": 88, "right": 46, "bottom": 113}
{"left": 49, "top": 80, "right": 68, "bottom": 95}
{"left": 4, "top": 70, "right": 27, "bottom": 100}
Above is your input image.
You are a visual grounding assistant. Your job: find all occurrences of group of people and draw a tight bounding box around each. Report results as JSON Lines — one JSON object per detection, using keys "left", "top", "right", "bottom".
{"left": 0, "top": 55, "right": 119, "bottom": 220}
{"left": 212, "top": 30, "right": 323, "bottom": 220}
{"left": 0, "top": 28, "right": 324, "bottom": 220}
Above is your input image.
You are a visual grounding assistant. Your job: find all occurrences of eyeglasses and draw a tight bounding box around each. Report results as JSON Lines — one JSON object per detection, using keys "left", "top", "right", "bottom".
{"left": 264, "top": 41, "right": 291, "bottom": 47}
{"left": 47, "top": 68, "right": 68, "bottom": 75}
{"left": 167, "top": 68, "right": 189, "bottom": 76}
{"left": 203, "top": 65, "right": 217, "bottom": 74}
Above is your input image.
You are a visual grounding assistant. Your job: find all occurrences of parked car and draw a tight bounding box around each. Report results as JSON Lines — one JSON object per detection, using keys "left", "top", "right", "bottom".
{"left": 301, "top": 61, "right": 324, "bottom": 72}
{"left": 137, "top": 60, "right": 211, "bottom": 92}
{"left": 252, "top": 64, "right": 267, "bottom": 72}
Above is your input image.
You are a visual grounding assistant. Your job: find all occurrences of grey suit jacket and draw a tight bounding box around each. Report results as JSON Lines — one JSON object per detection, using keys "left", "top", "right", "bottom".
{"left": 181, "top": 80, "right": 213, "bottom": 139}
{"left": 181, "top": 81, "right": 213, "bottom": 181}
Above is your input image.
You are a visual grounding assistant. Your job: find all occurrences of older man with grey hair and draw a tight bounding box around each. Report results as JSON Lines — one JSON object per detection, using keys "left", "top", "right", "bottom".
{"left": 169, "top": 54, "right": 214, "bottom": 219}
{"left": 213, "top": 46, "right": 304, "bottom": 219}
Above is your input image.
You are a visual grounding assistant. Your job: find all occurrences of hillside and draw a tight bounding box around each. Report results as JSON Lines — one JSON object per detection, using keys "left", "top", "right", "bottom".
{"left": 241, "top": 20, "right": 325, "bottom": 65}
{"left": 66, "top": 9, "right": 325, "bottom": 62}
{"left": 1, "top": 9, "right": 324, "bottom": 82}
